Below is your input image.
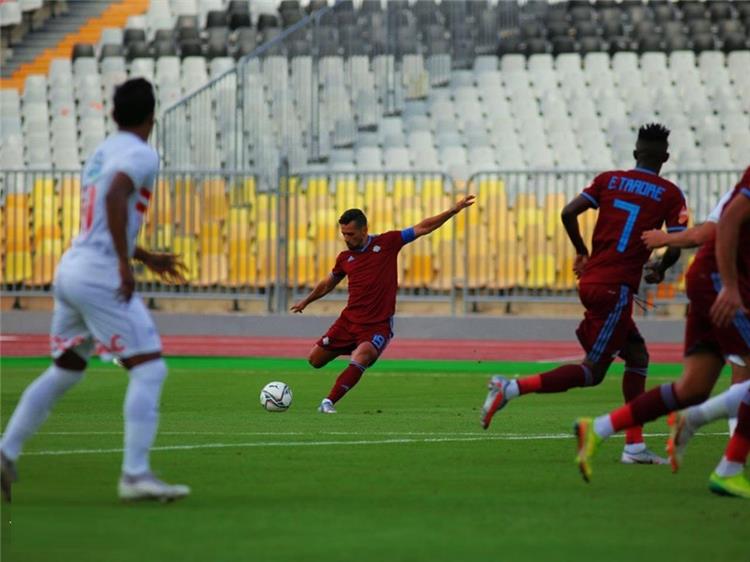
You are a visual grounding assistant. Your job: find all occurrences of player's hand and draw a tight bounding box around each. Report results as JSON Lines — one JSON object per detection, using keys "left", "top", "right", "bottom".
{"left": 643, "top": 261, "right": 665, "bottom": 284}
{"left": 641, "top": 229, "right": 669, "bottom": 249}
{"left": 290, "top": 300, "right": 307, "bottom": 314}
{"left": 453, "top": 195, "right": 476, "bottom": 213}
{"left": 117, "top": 261, "right": 136, "bottom": 303}
{"left": 573, "top": 254, "right": 588, "bottom": 278}
{"left": 711, "top": 286, "right": 745, "bottom": 328}
{"left": 142, "top": 252, "right": 187, "bottom": 284}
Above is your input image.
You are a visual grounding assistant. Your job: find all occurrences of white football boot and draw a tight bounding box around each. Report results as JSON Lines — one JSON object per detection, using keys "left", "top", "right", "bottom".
{"left": 620, "top": 447, "right": 669, "bottom": 465}
{"left": 118, "top": 472, "right": 190, "bottom": 502}
{"left": 318, "top": 398, "right": 337, "bottom": 414}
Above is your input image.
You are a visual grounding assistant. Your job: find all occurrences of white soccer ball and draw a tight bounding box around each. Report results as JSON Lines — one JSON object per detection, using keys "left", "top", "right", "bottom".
{"left": 260, "top": 381, "right": 293, "bottom": 412}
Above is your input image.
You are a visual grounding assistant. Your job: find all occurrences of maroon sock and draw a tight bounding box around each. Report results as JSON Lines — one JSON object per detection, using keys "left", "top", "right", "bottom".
{"left": 725, "top": 398, "right": 750, "bottom": 463}
{"left": 626, "top": 382, "right": 680, "bottom": 428}
{"left": 622, "top": 367, "right": 647, "bottom": 444}
{"left": 527, "top": 364, "right": 591, "bottom": 394}
{"left": 327, "top": 361, "right": 366, "bottom": 404}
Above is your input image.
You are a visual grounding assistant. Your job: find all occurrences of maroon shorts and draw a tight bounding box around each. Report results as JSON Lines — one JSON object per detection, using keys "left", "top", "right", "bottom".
{"left": 316, "top": 316, "right": 393, "bottom": 359}
{"left": 576, "top": 283, "right": 644, "bottom": 364}
{"left": 685, "top": 273, "right": 750, "bottom": 358}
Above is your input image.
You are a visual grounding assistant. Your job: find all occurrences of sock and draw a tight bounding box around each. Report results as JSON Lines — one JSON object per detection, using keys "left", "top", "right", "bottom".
{"left": 686, "top": 380, "right": 750, "bottom": 429}
{"left": 594, "top": 383, "right": 680, "bottom": 439}
{"left": 518, "top": 364, "right": 592, "bottom": 395}
{"left": 326, "top": 361, "right": 366, "bottom": 404}
{"left": 729, "top": 417, "right": 738, "bottom": 436}
{"left": 723, "top": 396, "right": 750, "bottom": 465}
{"left": 123, "top": 359, "right": 167, "bottom": 476}
{"left": 0, "top": 365, "right": 83, "bottom": 461}
{"left": 622, "top": 366, "right": 647, "bottom": 445}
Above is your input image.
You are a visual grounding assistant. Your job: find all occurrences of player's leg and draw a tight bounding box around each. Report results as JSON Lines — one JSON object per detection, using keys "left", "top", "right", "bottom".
{"left": 575, "top": 351, "right": 723, "bottom": 481}
{"left": 617, "top": 335, "right": 667, "bottom": 464}
{"left": 728, "top": 357, "right": 750, "bottom": 435}
{"left": 481, "top": 284, "right": 627, "bottom": 429}
{"left": 709, "top": 387, "right": 750, "bottom": 499}
{"left": 77, "top": 286, "right": 188, "bottom": 501}
{"left": 0, "top": 294, "right": 90, "bottom": 502}
{"left": 308, "top": 345, "right": 341, "bottom": 369}
{"left": 319, "top": 341, "right": 379, "bottom": 413}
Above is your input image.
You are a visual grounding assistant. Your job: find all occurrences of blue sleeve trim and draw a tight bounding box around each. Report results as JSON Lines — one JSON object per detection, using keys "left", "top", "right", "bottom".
{"left": 581, "top": 192, "right": 599, "bottom": 208}
{"left": 667, "top": 226, "right": 687, "bottom": 233}
{"left": 741, "top": 187, "right": 750, "bottom": 199}
{"left": 401, "top": 227, "right": 416, "bottom": 243}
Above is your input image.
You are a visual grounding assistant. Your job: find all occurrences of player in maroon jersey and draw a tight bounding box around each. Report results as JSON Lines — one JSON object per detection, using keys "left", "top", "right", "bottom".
{"left": 292, "top": 197, "right": 475, "bottom": 413}
{"left": 481, "top": 123, "right": 688, "bottom": 465}
{"left": 575, "top": 167, "right": 750, "bottom": 497}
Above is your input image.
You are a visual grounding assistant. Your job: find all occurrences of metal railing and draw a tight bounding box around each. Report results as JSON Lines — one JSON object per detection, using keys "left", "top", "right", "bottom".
{"left": 1, "top": 168, "right": 743, "bottom": 313}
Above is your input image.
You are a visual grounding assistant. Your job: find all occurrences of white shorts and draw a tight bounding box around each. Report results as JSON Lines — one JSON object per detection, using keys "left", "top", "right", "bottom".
{"left": 50, "top": 249, "right": 161, "bottom": 360}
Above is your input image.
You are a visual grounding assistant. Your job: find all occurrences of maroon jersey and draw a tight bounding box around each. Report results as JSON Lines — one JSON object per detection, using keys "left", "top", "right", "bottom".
{"left": 687, "top": 167, "right": 750, "bottom": 301}
{"left": 332, "top": 228, "right": 416, "bottom": 324}
{"left": 579, "top": 167, "right": 688, "bottom": 290}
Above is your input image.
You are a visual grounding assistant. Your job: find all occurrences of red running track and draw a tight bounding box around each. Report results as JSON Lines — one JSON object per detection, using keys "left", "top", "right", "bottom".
{"left": 0, "top": 334, "right": 683, "bottom": 362}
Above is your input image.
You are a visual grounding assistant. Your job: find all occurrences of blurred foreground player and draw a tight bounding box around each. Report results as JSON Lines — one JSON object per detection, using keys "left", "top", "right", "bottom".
{"left": 575, "top": 167, "right": 750, "bottom": 498}
{"left": 292, "top": 197, "right": 475, "bottom": 413}
{"left": 482, "top": 124, "right": 688, "bottom": 465}
{"left": 0, "top": 79, "right": 189, "bottom": 503}
{"left": 643, "top": 189, "right": 749, "bottom": 436}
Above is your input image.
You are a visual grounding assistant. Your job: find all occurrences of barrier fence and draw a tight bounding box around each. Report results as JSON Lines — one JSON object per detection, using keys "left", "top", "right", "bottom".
{"left": 0, "top": 168, "right": 743, "bottom": 313}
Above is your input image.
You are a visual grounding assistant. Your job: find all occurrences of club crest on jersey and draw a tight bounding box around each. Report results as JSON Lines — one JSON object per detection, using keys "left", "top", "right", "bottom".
{"left": 373, "top": 245, "right": 381, "bottom": 253}
{"left": 347, "top": 256, "right": 355, "bottom": 262}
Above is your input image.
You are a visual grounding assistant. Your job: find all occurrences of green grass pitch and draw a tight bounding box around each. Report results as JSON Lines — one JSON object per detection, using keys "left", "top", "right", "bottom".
{"left": 1, "top": 356, "right": 747, "bottom": 562}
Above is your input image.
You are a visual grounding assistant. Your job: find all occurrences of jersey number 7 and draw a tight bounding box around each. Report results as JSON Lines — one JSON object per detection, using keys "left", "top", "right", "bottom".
{"left": 612, "top": 198, "right": 641, "bottom": 253}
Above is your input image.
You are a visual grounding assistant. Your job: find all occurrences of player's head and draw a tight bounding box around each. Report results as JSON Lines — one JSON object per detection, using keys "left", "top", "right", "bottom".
{"left": 339, "top": 208, "right": 369, "bottom": 250}
{"left": 112, "top": 78, "right": 156, "bottom": 139}
{"left": 634, "top": 123, "right": 670, "bottom": 172}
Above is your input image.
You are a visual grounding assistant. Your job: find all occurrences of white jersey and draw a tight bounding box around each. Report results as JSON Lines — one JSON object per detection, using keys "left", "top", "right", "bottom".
{"left": 72, "top": 131, "right": 159, "bottom": 259}
{"left": 706, "top": 190, "right": 733, "bottom": 223}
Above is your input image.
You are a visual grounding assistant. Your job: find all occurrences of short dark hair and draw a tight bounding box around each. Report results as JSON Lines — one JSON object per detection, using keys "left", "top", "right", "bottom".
{"left": 637, "top": 123, "right": 670, "bottom": 144}
{"left": 339, "top": 208, "right": 367, "bottom": 228}
{"left": 112, "top": 78, "right": 155, "bottom": 127}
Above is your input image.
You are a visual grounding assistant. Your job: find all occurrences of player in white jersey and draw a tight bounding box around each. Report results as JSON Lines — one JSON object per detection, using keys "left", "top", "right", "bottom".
{"left": 1, "top": 79, "right": 189, "bottom": 503}
{"left": 642, "top": 189, "right": 748, "bottom": 436}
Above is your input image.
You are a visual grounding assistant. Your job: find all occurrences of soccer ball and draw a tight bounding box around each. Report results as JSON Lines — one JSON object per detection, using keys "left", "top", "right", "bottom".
{"left": 260, "top": 381, "right": 293, "bottom": 412}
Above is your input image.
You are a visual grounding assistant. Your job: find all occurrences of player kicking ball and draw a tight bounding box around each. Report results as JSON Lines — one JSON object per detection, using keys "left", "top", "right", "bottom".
{"left": 481, "top": 124, "right": 688, "bottom": 465}
{"left": 0, "top": 79, "right": 189, "bottom": 503}
{"left": 575, "top": 167, "right": 750, "bottom": 498}
{"left": 291, "top": 197, "right": 475, "bottom": 413}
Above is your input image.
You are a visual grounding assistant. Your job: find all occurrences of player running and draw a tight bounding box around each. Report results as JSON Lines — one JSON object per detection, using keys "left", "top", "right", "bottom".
{"left": 481, "top": 124, "right": 688, "bottom": 465}
{"left": 642, "top": 189, "right": 749, "bottom": 436}
{"left": 574, "top": 167, "right": 750, "bottom": 498}
{"left": 0, "top": 79, "right": 189, "bottom": 503}
{"left": 291, "top": 198, "right": 475, "bottom": 413}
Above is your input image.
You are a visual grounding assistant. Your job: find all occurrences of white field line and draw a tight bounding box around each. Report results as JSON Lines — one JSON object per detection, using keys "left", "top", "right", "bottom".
{"left": 22, "top": 431, "right": 729, "bottom": 457}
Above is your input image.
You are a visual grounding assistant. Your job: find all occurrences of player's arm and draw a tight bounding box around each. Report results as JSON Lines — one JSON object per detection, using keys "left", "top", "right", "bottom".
{"left": 641, "top": 222, "right": 715, "bottom": 250}
{"left": 560, "top": 195, "right": 595, "bottom": 277}
{"left": 711, "top": 192, "right": 750, "bottom": 327}
{"left": 411, "top": 195, "right": 476, "bottom": 239}
{"left": 290, "top": 274, "right": 343, "bottom": 313}
{"left": 106, "top": 172, "right": 137, "bottom": 302}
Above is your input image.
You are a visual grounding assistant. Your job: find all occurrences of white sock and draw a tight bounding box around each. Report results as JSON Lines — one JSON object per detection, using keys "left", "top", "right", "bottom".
{"left": 624, "top": 442, "right": 646, "bottom": 454}
{"left": 122, "top": 359, "right": 167, "bottom": 476}
{"left": 715, "top": 456, "right": 744, "bottom": 478}
{"left": 728, "top": 417, "right": 738, "bottom": 436}
{"left": 505, "top": 380, "right": 520, "bottom": 400}
{"left": 0, "top": 365, "right": 83, "bottom": 461}
{"left": 594, "top": 414, "right": 614, "bottom": 439}
{"left": 686, "top": 381, "right": 750, "bottom": 429}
